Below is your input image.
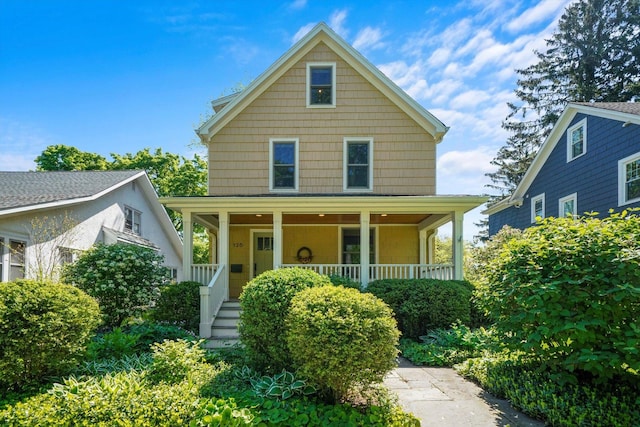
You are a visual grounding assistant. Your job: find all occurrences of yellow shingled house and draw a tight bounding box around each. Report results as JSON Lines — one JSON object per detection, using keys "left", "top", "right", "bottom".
{"left": 160, "top": 23, "right": 486, "bottom": 339}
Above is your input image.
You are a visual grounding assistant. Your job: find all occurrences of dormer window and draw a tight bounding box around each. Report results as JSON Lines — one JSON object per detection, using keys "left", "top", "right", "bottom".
{"left": 567, "top": 118, "right": 587, "bottom": 161}
{"left": 307, "top": 63, "right": 336, "bottom": 107}
{"left": 124, "top": 206, "right": 142, "bottom": 235}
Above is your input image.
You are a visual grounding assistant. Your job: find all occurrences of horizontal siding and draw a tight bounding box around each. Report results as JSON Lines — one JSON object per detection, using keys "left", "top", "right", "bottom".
{"left": 209, "top": 42, "right": 436, "bottom": 196}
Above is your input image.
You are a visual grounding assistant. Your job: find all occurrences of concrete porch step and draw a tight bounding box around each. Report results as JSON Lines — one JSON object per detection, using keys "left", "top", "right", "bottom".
{"left": 205, "top": 299, "right": 242, "bottom": 349}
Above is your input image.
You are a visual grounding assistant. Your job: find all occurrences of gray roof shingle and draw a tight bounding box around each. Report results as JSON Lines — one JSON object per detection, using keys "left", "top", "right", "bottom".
{"left": 573, "top": 102, "right": 640, "bottom": 116}
{"left": 0, "top": 170, "right": 143, "bottom": 211}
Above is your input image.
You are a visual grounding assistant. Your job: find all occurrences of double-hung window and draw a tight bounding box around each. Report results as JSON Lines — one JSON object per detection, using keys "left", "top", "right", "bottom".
{"left": 124, "top": 206, "right": 142, "bottom": 235}
{"left": 306, "top": 63, "right": 336, "bottom": 107}
{"left": 619, "top": 152, "right": 640, "bottom": 206}
{"left": 344, "top": 138, "right": 373, "bottom": 191}
{"left": 559, "top": 193, "right": 577, "bottom": 218}
{"left": 531, "top": 193, "right": 545, "bottom": 223}
{"left": 270, "top": 138, "right": 298, "bottom": 192}
{"left": 567, "top": 119, "right": 587, "bottom": 161}
{"left": 9, "top": 239, "right": 25, "bottom": 281}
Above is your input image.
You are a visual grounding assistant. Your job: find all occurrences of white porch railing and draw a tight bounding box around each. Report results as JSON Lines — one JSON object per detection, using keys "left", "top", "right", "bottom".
{"left": 196, "top": 264, "right": 226, "bottom": 338}
{"left": 192, "top": 264, "right": 219, "bottom": 286}
{"left": 278, "top": 264, "right": 454, "bottom": 283}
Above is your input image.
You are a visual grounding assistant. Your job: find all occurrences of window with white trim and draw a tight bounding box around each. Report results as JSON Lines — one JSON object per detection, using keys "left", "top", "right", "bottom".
{"left": 124, "top": 206, "right": 142, "bottom": 235}
{"left": 9, "top": 239, "right": 25, "bottom": 281}
{"left": 531, "top": 193, "right": 545, "bottom": 223}
{"left": 0, "top": 238, "right": 4, "bottom": 282}
{"left": 344, "top": 138, "right": 373, "bottom": 191}
{"left": 269, "top": 138, "right": 299, "bottom": 192}
{"left": 306, "top": 63, "right": 336, "bottom": 107}
{"left": 619, "top": 151, "right": 640, "bottom": 206}
{"left": 559, "top": 193, "right": 577, "bottom": 218}
{"left": 567, "top": 118, "right": 587, "bottom": 161}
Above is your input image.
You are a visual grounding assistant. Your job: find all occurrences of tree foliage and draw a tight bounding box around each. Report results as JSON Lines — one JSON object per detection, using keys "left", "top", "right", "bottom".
{"left": 475, "top": 211, "right": 640, "bottom": 381}
{"left": 487, "top": 0, "right": 640, "bottom": 202}
{"left": 36, "top": 144, "right": 109, "bottom": 171}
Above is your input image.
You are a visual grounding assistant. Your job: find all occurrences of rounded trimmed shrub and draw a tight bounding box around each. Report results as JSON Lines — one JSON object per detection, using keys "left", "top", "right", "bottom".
{"left": 366, "top": 279, "right": 474, "bottom": 339}
{"left": 476, "top": 211, "right": 640, "bottom": 379}
{"left": 286, "top": 285, "right": 400, "bottom": 402}
{"left": 238, "top": 268, "right": 331, "bottom": 373}
{"left": 150, "top": 281, "right": 201, "bottom": 333}
{"left": 0, "top": 279, "right": 101, "bottom": 390}
{"left": 62, "top": 243, "right": 168, "bottom": 327}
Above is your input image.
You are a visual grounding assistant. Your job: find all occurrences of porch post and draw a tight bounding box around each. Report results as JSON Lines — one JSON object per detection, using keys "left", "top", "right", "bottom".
{"left": 419, "top": 229, "right": 427, "bottom": 264}
{"left": 360, "top": 210, "right": 370, "bottom": 286}
{"left": 218, "top": 211, "right": 229, "bottom": 300}
{"left": 452, "top": 210, "right": 464, "bottom": 280}
{"left": 182, "top": 209, "right": 193, "bottom": 281}
{"left": 273, "top": 210, "right": 283, "bottom": 269}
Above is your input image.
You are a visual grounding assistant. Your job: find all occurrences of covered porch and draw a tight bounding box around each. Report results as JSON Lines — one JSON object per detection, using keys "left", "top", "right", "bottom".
{"left": 160, "top": 195, "right": 485, "bottom": 338}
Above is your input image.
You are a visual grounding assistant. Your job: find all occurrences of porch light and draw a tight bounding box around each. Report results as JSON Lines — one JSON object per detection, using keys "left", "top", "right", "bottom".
{"left": 380, "top": 214, "right": 387, "bottom": 217}
{"left": 256, "top": 214, "right": 262, "bottom": 217}
{"left": 318, "top": 214, "right": 325, "bottom": 217}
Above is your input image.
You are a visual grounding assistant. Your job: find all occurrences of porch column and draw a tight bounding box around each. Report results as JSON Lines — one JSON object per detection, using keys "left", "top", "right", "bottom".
{"left": 182, "top": 209, "right": 193, "bottom": 281}
{"left": 452, "top": 210, "right": 464, "bottom": 280}
{"left": 419, "top": 229, "right": 428, "bottom": 264}
{"left": 218, "top": 211, "right": 229, "bottom": 300}
{"left": 273, "top": 210, "right": 283, "bottom": 268}
{"left": 360, "top": 210, "right": 370, "bottom": 286}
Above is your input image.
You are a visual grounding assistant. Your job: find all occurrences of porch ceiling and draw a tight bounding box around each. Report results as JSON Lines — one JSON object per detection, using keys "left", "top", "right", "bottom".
{"left": 227, "top": 213, "right": 438, "bottom": 225}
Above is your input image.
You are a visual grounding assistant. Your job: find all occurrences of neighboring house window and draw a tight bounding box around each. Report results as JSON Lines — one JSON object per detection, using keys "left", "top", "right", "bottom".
{"left": 167, "top": 268, "right": 178, "bottom": 281}
{"left": 619, "top": 151, "right": 640, "bottom": 206}
{"left": 269, "top": 138, "right": 299, "bottom": 191}
{"left": 9, "top": 239, "right": 25, "bottom": 281}
{"left": 0, "top": 238, "right": 4, "bottom": 281}
{"left": 531, "top": 193, "right": 545, "bottom": 223}
{"left": 306, "top": 63, "right": 336, "bottom": 107}
{"left": 124, "top": 206, "right": 142, "bottom": 235}
{"left": 567, "top": 118, "right": 587, "bottom": 161}
{"left": 58, "top": 247, "right": 75, "bottom": 266}
{"left": 559, "top": 193, "right": 577, "bottom": 218}
{"left": 344, "top": 138, "right": 373, "bottom": 191}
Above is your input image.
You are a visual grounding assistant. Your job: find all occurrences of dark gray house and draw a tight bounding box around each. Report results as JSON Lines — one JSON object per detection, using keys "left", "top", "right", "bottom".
{"left": 485, "top": 102, "right": 640, "bottom": 236}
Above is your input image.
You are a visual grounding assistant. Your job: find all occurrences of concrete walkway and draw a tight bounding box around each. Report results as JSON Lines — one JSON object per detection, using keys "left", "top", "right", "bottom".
{"left": 384, "top": 358, "right": 545, "bottom": 427}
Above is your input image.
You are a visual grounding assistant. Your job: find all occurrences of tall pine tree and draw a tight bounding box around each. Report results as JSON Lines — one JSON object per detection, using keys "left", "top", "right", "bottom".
{"left": 479, "top": 0, "right": 640, "bottom": 241}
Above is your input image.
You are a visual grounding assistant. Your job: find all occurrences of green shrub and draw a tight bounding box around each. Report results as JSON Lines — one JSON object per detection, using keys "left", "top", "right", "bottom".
{"left": 328, "top": 274, "right": 361, "bottom": 290}
{"left": 238, "top": 268, "right": 330, "bottom": 373}
{"left": 400, "top": 324, "right": 495, "bottom": 367}
{"left": 123, "top": 321, "right": 196, "bottom": 352}
{"left": 62, "top": 243, "right": 169, "bottom": 327}
{"left": 457, "top": 353, "right": 640, "bottom": 426}
{"left": 0, "top": 280, "right": 101, "bottom": 390}
{"left": 476, "top": 211, "right": 640, "bottom": 380}
{"left": 286, "top": 285, "right": 400, "bottom": 402}
{"left": 150, "top": 280, "right": 201, "bottom": 333}
{"left": 366, "top": 279, "right": 474, "bottom": 339}
{"left": 146, "top": 339, "right": 206, "bottom": 384}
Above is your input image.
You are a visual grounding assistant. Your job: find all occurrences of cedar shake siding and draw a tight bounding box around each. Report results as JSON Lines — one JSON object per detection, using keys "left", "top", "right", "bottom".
{"left": 208, "top": 42, "right": 436, "bottom": 196}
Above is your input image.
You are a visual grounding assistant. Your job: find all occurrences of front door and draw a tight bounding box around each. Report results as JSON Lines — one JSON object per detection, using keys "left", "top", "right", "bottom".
{"left": 253, "top": 232, "right": 274, "bottom": 278}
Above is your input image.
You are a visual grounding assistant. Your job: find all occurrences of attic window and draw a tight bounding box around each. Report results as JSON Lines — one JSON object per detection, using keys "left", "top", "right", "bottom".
{"left": 124, "top": 206, "right": 142, "bottom": 235}
{"left": 307, "top": 63, "right": 336, "bottom": 107}
{"left": 567, "top": 118, "right": 587, "bottom": 161}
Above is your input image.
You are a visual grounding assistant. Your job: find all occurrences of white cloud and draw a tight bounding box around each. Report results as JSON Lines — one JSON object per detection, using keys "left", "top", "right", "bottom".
{"left": 329, "top": 9, "right": 349, "bottom": 39}
{"left": 438, "top": 146, "right": 497, "bottom": 177}
{"left": 449, "top": 89, "right": 491, "bottom": 110}
{"left": 289, "top": 0, "right": 307, "bottom": 11}
{"left": 0, "top": 154, "right": 36, "bottom": 171}
{"left": 292, "top": 22, "right": 316, "bottom": 43}
{"left": 0, "top": 118, "right": 49, "bottom": 171}
{"left": 505, "top": 0, "right": 570, "bottom": 33}
{"left": 352, "top": 26, "right": 384, "bottom": 52}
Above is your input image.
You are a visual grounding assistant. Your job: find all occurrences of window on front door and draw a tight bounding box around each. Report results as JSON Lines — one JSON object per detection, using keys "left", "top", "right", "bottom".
{"left": 344, "top": 138, "right": 373, "bottom": 191}
{"left": 270, "top": 139, "right": 298, "bottom": 191}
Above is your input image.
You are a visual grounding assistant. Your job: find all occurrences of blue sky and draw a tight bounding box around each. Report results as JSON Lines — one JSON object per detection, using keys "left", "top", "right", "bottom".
{"left": 0, "top": 0, "right": 573, "bottom": 239}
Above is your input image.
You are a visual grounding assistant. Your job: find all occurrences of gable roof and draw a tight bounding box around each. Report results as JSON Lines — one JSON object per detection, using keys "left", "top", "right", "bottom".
{"left": 197, "top": 22, "right": 448, "bottom": 143}
{"left": 484, "top": 102, "right": 640, "bottom": 215}
{"left": 0, "top": 170, "right": 145, "bottom": 213}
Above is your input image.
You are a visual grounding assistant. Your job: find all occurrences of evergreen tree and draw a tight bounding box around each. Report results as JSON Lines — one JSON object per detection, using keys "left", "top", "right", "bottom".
{"left": 480, "top": 0, "right": 640, "bottom": 241}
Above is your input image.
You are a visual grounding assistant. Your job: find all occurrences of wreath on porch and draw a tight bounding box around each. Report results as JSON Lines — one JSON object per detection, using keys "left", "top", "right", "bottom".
{"left": 296, "top": 246, "right": 313, "bottom": 264}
